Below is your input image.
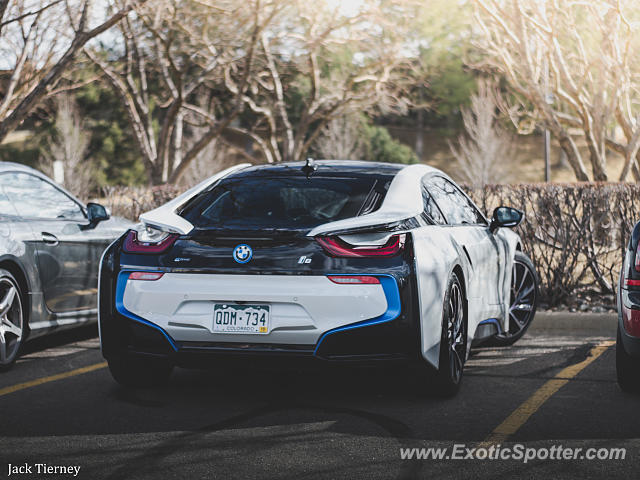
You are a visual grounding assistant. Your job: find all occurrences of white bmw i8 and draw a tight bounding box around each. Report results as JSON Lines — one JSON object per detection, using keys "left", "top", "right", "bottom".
{"left": 99, "top": 160, "right": 538, "bottom": 396}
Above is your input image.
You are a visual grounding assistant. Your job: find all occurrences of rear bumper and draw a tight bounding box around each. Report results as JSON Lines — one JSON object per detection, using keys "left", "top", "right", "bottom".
{"left": 99, "top": 243, "right": 421, "bottom": 364}
{"left": 103, "top": 294, "right": 418, "bottom": 365}
{"left": 119, "top": 272, "right": 392, "bottom": 346}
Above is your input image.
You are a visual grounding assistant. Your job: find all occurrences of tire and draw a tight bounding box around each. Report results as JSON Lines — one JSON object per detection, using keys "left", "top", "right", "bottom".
{"left": 616, "top": 325, "right": 640, "bottom": 393}
{"left": 488, "top": 251, "right": 539, "bottom": 347}
{"left": 107, "top": 353, "right": 173, "bottom": 387}
{"left": 416, "top": 272, "right": 467, "bottom": 398}
{"left": 0, "top": 269, "right": 25, "bottom": 372}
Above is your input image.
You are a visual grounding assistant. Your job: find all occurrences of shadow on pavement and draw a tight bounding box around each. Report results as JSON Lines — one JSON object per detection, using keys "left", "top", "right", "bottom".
{"left": 20, "top": 323, "right": 99, "bottom": 356}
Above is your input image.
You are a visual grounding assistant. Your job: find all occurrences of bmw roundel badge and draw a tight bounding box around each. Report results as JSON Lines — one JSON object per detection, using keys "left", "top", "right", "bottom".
{"left": 233, "top": 244, "right": 253, "bottom": 264}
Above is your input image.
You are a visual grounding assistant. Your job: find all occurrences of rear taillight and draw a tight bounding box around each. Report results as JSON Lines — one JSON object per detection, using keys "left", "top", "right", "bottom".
{"left": 327, "top": 275, "right": 380, "bottom": 285}
{"left": 316, "top": 234, "right": 405, "bottom": 258}
{"left": 129, "top": 271, "right": 164, "bottom": 281}
{"left": 625, "top": 279, "right": 640, "bottom": 287}
{"left": 622, "top": 303, "right": 640, "bottom": 337}
{"left": 123, "top": 230, "right": 178, "bottom": 254}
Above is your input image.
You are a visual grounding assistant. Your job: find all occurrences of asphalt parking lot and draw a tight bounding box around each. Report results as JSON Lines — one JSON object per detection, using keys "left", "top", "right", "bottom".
{"left": 1, "top": 313, "right": 637, "bottom": 480}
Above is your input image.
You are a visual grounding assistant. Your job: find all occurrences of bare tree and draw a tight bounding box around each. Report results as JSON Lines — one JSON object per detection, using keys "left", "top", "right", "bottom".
{"left": 473, "top": 0, "right": 640, "bottom": 181}
{"left": 226, "top": 0, "right": 416, "bottom": 164}
{"left": 40, "top": 93, "right": 93, "bottom": 199}
{"left": 178, "top": 138, "right": 243, "bottom": 188}
{"left": 0, "top": 0, "right": 147, "bottom": 144}
{"left": 449, "top": 80, "right": 513, "bottom": 187}
{"left": 314, "top": 112, "right": 365, "bottom": 160}
{"left": 178, "top": 137, "right": 220, "bottom": 189}
{"left": 85, "top": 0, "right": 283, "bottom": 185}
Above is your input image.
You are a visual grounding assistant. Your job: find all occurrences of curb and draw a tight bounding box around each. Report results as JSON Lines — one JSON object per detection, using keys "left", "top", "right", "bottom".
{"left": 530, "top": 310, "right": 617, "bottom": 335}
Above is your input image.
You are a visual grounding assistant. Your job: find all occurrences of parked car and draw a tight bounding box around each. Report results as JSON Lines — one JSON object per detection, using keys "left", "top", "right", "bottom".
{"left": 617, "top": 221, "right": 640, "bottom": 391}
{"left": 0, "top": 162, "right": 133, "bottom": 370}
{"left": 99, "top": 160, "right": 539, "bottom": 396}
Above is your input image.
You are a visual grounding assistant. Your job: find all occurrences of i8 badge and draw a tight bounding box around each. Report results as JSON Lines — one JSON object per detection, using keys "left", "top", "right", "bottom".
{"left": 233, "top": 244, "right": 253, "bottom": 264}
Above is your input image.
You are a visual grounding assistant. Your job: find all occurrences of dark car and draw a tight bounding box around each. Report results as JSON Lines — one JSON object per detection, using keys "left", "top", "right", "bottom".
{"left": 0, "top": 162, "right": 133, "bottom": 370}
{"left": 617, "top": 220, "right": 640, "bottom": 391}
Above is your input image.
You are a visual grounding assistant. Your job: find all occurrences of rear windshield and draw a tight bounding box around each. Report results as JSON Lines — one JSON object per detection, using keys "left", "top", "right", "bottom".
{"left": 180, "top": 175, "right": 389, "bottom": 229}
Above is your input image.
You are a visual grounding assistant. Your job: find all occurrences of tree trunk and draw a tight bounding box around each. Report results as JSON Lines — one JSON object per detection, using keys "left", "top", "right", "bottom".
{"left": 633, "top": 158, "right": 640, "bottom": 182}
{"left": 587, "top": 144, "right": 608, "bottom": 181}
{"left": 620, "top": 151, "right": 634, "bottom": 181}
{"left": 149, "top": 166, "right": 165, "bottom": 185}
{"left": 557, "top": 133, "right": 590, "bottom": 181}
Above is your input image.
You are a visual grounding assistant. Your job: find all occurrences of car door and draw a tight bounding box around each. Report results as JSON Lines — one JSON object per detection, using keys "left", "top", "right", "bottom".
{"left": 425, "top": 176, "right": 503, "bottom": 312}
{"left": 0, "top": 172, "right": 99, "bottom": 314}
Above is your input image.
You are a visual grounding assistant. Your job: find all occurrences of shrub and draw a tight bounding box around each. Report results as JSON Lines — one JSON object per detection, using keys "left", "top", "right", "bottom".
{"left": 362, "top": 124, "right": 418, "bottom": 164}
{"left": 100, "top": 184, "right": 182, "bottom": 223}
{"left": 464, "top": 183, "right": 639, "bottom": 307}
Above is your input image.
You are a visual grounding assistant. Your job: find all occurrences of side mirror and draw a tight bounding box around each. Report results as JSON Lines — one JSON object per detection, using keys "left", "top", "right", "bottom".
{"left": 82, "top": 202, "right": 110, "bottom": 230}
{"left": 490, "top": 206, "right": 523, "bottom": 233}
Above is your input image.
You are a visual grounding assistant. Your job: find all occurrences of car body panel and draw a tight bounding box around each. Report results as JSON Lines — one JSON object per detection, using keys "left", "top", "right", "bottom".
{"left": 0, "top": 215, "right": 40, "bottom": 322}
{"left": 618, "top": 221, "right": 640, "bottom": 356}
{"left": 413, "top": 224, "right": 510, "bottom": 367}
{"left": 30, "top": 218, "right": 127, "bottom": 313}
{"left": 495, "top": 227, "right": 522, "bottom": 329}
{"left": 99, "top": 235, "right": 419, "bottom": 362}
{"left": 120, "top": 272, "right": 388, "bottom": 345}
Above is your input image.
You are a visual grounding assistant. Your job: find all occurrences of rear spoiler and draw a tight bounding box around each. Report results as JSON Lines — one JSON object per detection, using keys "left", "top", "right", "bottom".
{"left": 307, "top": 164, "right": 426, "bottom": 237}
{"left": 306, "top": 212, "right": 419, "bottom": 238}
{"left": 139, "top": 163, "right": 252, "bottom": 235}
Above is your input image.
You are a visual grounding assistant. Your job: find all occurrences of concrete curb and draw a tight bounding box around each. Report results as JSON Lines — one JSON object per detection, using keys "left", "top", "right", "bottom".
{"left": 530, "top": 310, "right": 617, "bottom": 335}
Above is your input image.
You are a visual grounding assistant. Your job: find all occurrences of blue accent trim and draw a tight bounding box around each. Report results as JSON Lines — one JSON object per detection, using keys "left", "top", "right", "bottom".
{"left": 115, "top": 270, "right": 179, "bottom": 352}
{"left": 313, "top": 274, "right": 401, "bottom": 356}
{"left": 233, "top": 244, "right": 253, "bottom": 264}
{"left": 478, "top": 318, "right": 502, "bottom": 334}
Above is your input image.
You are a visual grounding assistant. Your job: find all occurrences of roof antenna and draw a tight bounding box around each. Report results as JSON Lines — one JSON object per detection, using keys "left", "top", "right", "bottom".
{"left": 301, "top": 157, "right": 317, "bottom": 178}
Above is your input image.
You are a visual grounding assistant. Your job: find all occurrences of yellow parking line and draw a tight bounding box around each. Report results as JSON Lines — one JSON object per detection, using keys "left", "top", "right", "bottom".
{"left": 480, "top": 340, "right": 614, "bottom": 446}
{"left": 0, "top": 362, "right": 107, "bottom": 398}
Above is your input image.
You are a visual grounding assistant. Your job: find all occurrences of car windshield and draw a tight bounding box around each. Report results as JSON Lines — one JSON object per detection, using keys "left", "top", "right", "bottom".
{"left": 181, "top": 175, "right": 388, "bottom": 229}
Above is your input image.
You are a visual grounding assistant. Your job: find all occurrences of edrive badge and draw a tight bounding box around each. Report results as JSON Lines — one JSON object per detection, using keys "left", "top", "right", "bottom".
{"left": 233, "top": 244, "right": 253, "bottom": 264}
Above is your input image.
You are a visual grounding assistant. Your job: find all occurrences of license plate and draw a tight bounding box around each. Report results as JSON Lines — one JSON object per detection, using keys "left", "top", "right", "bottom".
{"left": 213, "top": 304, "right": 270, "bottom": 334}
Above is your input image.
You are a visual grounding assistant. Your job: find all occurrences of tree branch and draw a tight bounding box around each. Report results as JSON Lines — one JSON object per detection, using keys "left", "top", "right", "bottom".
{"left": 0, "top": 0, "right": 149, "bottom": 144}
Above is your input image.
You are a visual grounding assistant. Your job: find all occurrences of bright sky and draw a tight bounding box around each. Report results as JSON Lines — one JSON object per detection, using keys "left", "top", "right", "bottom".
{"left": 323, "top": 0, "right": 366, "bottom": 16}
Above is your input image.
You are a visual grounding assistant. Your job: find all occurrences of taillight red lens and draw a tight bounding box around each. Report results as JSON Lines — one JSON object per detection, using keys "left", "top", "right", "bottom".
{"left": 327, "top": 275, "right": 380, "bottom": 285}
{"left": 625, "top": 279, "right": 640, "bottom": 287}
{"left": 129, "top": 271, "right": 164, "bottom": 281}
{"left": 622, "top": 303, "right": 640, "bottom": 337}
{"left": 123, "top": 230, "right": 178, "bottom": 254}
{"left": 316, "top": 234, "right": 405, "bottom": 258}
